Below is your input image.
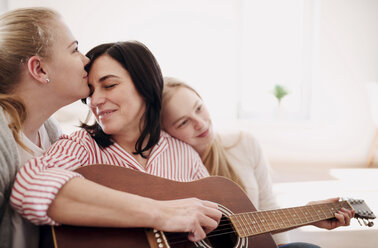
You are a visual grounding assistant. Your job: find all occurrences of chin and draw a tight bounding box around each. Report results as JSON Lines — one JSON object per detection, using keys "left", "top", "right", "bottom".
{"left": 99, "top": 124, "right": 111, "bottom": 134}
{"left": 100, "top": 125, "right": 120, "bottom": 136}
{"left": 79, "top": 90, "right": 90, "bottom": 99}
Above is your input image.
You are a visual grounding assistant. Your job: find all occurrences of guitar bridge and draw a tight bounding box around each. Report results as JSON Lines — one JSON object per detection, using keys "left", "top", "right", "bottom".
{"left": 145, "top": 228, "right": 170, "bottom": 248}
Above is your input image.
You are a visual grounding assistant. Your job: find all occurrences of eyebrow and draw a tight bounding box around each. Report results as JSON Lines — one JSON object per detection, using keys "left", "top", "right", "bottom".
{"left": 171, "top": 100, "right": 201, "bottom": 126}
{"left": 172, "top": 116, "right": 186, "bottom": 126}
{"left": 67, "top": 40, "right": 78, "bottom": 49}
{"left": 98, "top": 75, "right": 120, "bottom": 82}
{"left": 193, "top": 100, "right": 201, "bottom": 109}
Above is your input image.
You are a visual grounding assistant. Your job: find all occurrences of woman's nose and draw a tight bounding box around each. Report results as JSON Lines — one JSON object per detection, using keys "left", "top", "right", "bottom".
{"left": 88, "top": 90, "right": 105, "bottom": 108}
{"left": 81, "top": 52, "right": 90, "bottom": 66}
{"left": 194, "top": 117, "right": 206, "bottom": 130}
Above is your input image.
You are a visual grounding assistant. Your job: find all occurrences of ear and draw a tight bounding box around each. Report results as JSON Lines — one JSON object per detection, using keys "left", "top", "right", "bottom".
{"left": 27, "top": 56, "right": 49, "bottom": 84}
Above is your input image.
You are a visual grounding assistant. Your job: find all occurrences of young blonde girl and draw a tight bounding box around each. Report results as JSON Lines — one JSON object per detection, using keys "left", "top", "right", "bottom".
{"left": 0, "top": 7, "right": 89, "bottom": 248}
{"left": 161, "top": 77, "right": 354, "bottom": 247}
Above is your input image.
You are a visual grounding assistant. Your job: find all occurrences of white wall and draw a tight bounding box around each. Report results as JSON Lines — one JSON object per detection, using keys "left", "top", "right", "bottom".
{"left": 8, "top": 0, "right": 241, "bottom": 125}
{"left": 5, "top": 0, "right": 378, "bottom": 168}
{"left": 234, "top": 0, "right": 378, "bottom": 168}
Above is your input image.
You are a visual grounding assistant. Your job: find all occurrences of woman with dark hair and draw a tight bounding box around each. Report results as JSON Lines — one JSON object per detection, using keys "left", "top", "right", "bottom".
{"left": 10, "top": 41, "right": 221, "bottom": 243}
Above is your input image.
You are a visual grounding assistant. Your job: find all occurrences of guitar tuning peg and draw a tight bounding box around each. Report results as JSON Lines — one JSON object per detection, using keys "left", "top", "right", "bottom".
{"left": 357, "top": 218, "right": 363, "bottom": 226}
{"left": 362, "top": 218, "right": 374, "bottom": 227}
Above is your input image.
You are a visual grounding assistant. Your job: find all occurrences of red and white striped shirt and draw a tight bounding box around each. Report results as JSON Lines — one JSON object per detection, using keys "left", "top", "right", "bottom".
{"left": 10, "top": 129, "right": 208, "bottom": 225}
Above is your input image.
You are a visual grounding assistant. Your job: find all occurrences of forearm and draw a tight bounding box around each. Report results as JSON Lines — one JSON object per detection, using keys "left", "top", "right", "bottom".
{"left": 47, "top": 177, "right": 158, "bottom": 228}
{"left": 47, "top": 176, "right": 222, "bottom": 243}
{"left": 47, "top": 177, "right": 223, "bottom": 244}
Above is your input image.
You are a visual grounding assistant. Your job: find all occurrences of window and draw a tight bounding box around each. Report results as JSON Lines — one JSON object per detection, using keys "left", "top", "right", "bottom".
{"left": 239, "top": 0, "right": 315, "bottom": 120}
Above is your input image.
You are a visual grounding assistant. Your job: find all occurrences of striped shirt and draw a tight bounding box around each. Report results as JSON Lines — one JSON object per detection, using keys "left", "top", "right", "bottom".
{"left": 10, "top": 129, "right": 208, "bottom": 225}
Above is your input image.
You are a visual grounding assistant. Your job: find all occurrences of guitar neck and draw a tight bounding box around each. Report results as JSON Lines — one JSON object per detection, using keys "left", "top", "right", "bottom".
{"left": 229, "top": 200, "right": 352, "bottom": 238}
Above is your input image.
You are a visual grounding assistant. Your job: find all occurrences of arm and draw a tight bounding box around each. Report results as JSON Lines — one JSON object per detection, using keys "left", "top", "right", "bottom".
{"left": 0, "top": 116, "right": 19, "bottom": 248}
{"left": 10, "top": 131, "right": 221, "bottom": 241}
{"left": 245, "top": 133, "right": 354, "bottom": 230}
{"left": 309, "top": 197, "right": 355, "bottom": 229}
{"left": 49, "top": 177, "right": 221, "bottom": 242}
{"left": 0, "top": 111, "right": 19, "bottom": 208}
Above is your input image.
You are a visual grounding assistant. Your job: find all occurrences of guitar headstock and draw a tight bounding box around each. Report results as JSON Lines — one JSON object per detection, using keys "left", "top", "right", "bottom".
{"left": 346, "top": 198, "right": 376, "bottom": 227}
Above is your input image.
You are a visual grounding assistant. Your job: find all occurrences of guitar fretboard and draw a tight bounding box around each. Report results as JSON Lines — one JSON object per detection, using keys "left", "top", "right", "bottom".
{"left": 229, "top": 201, "right": 351, "bottom": 237}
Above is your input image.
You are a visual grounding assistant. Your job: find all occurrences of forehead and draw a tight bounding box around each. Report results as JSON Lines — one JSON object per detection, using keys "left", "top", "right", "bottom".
{"left": 88, "top": 55, "right": 125, "bottom": 82}
{"left": 165, "top": 87, "right": 200, "bottom": 116}
{"left": 170, "top": 87, "right": 200, "bottom": 104}
{"left": 51, "top": 18, "right": 75, "bottom": 47}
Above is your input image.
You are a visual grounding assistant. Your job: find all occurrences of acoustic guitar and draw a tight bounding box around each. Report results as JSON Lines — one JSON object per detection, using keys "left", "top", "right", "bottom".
{"left": 45, "top": 164, "right": 375, "bottom": 248}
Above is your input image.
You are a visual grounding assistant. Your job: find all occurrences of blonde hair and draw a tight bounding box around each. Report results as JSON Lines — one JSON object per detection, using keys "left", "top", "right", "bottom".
{"left": 162, "top": 77, "right": 246, "bottom": 190}
{"left": 0, "top": 7, "right": 59, "bottom": 150}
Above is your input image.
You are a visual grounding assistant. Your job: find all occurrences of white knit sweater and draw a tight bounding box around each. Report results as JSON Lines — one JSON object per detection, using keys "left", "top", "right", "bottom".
{"left": 218, "top": 130, "right": 290, "bottom": 245}
{"left": 0, "top": 107, "right": 60, "bottom": 248}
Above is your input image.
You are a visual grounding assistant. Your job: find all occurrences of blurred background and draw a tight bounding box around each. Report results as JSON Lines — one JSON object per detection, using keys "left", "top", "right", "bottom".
{"left": 2, "top": 0, "right": 377, "bottom": 169}
{"left": 1, "top": 0, "right": 378, "bottom": 246}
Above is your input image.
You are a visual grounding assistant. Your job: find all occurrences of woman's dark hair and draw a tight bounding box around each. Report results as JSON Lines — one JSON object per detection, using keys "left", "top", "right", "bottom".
{"left": 81, "top": 41, "right": 163, "bottom": 158}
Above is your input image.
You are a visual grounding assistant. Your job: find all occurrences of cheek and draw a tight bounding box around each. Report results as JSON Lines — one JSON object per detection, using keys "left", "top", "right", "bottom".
{"left": 176, "top": 129, "right": 195, "bottom": 145}
{"left": 168, "top": 127, "right": 193, "bottom": 144}
{"left": 202, "top": 108, "right": 211, "bottom": 121}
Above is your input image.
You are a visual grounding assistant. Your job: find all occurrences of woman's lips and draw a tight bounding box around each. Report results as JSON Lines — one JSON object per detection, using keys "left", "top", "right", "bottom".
{"left": 198, "top": 129, "right": 209, "bottom": 138}
{"left": 98, "top": 110, "right": 116, "bottom": 120}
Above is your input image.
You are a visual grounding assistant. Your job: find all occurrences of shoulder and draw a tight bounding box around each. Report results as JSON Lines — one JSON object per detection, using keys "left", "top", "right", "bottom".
{"left": 160, "top": 131, "right": 199, "bottom": 155}
{"left": 218, "top": 129, "right": 260, "bottom": 148}
{"left": 0, "top": 107, "right": 13, "bottom": 140}
{"left": 0, "top": 107, "right": 18, "bottom": 158}
{"left": 56, "top": 129, "right": 95, "bottom": 147}
{"left": 0, "top": 107, "right": 19, "bottom": 194}
{"left": 217, "top": 129, "right": 265, "bottom": 167}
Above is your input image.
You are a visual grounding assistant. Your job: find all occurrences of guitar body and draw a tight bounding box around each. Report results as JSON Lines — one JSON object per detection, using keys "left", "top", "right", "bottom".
{"left": 50, "top": 164, "right": 277, "bottom": 248}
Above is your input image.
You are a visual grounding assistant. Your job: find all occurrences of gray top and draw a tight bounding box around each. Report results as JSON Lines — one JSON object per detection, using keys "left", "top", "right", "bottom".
{"left": 0, "top": 107, "right": 61, "bottom": 248}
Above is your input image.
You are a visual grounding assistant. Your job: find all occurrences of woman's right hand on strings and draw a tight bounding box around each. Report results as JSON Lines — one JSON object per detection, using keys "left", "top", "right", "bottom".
{"left": 153, "top": 198, "right": 222, "bottom": 242}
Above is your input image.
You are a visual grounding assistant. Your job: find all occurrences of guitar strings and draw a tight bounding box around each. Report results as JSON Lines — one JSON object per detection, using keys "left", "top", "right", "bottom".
{"left": 165, "top": 216, "right": 301, "bottom": 245}
{"left": 164, "top": 220, "right": 248, "bottom": 245}
{"left": 165, "top": 203, "right": 348, "bottom": 246}
{"left": 164, "top": 209, "right": 342, "bottom": 246}
{"left": 167, "top": 230, "right": 239, "bottom": 246}
{"left": 165, "top": 229, "right": 238, "bottom": 246}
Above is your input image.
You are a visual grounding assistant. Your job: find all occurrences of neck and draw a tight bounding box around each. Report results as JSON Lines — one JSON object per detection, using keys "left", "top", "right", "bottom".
{"left": 16, "top": 83, "right": 64, "bottom": 144}
{"left": 229, "top": 201, "right": 352, "bottom": 238}
{"left": 113, "top": 131, "right": 143, "bottom": 154}
{"left": 197, "top": 141, "right": 213, "bottom": 158}
{"left": 114, "top": 131, "right": 152, "bottom": 166}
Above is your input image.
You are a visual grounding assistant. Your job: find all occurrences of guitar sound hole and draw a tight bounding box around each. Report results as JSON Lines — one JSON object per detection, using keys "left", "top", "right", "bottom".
{"left": 207, "top": 216, "right": 237, "bottom": 247}
{"left": 164, "top": 216, "right": 237, "bottom": 248}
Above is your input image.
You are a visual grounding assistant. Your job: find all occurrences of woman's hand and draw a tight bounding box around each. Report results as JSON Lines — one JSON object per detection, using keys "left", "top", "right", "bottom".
{"left": 308, "top": 197, "right": 355, "bottom": 230}
{"left": 153, "top": 198, "right": 222, "bottom": 242}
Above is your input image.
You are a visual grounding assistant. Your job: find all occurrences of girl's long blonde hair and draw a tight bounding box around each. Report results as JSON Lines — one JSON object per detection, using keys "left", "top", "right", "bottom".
{"left": 162, "top": 77, "right": 245, "bottom": 190}
{"left": 0, "top": 7, "right": 59, "bottom": 150}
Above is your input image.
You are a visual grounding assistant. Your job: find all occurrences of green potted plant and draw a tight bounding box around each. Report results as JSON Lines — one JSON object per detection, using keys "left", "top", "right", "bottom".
{"left": 272, "top": 84, "right": 289, "bottom": 105}
{"left": 272, "top": 84, "right": 289, "bottom": 119}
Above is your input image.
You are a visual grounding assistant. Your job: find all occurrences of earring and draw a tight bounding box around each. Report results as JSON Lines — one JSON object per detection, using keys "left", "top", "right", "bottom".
{"left": 46, "top": 78, "right": 50, "bottom": 83}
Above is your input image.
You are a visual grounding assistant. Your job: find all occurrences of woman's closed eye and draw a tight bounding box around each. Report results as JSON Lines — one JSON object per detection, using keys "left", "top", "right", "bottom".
{"left": 196, "top": 104, "right": 202, "bottom": 112}
{"left": 178, "top": 119, "right": 189, "bottom": 128}
{"left": 104, "top": 83, "right": 117, "bottom": 89}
